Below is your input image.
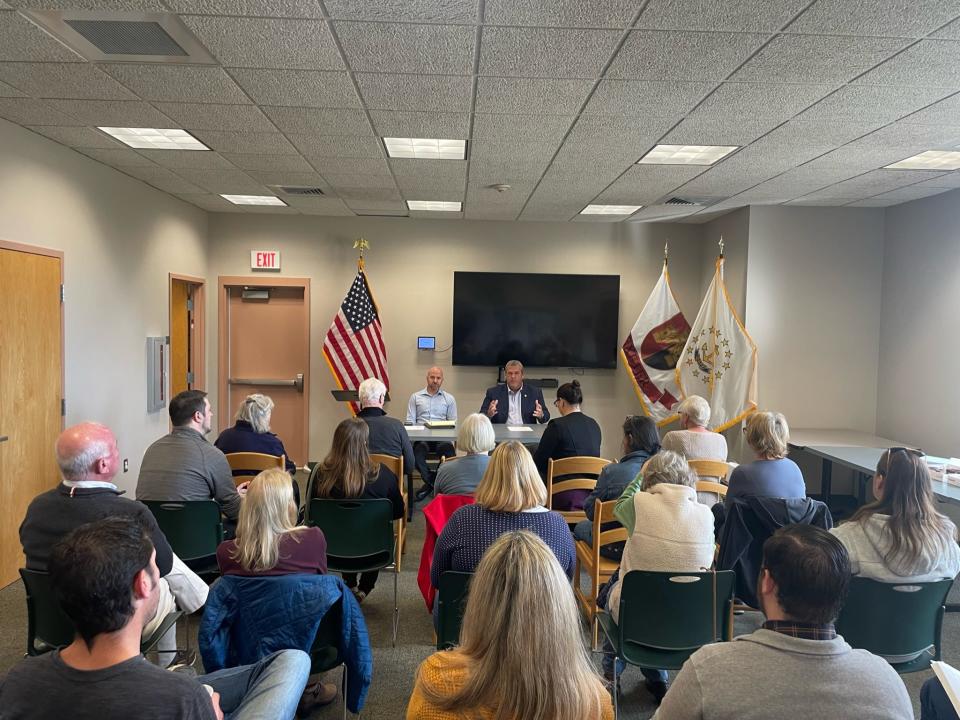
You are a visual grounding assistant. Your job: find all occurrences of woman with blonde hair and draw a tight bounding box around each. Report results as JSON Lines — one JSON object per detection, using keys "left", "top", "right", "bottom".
{"left": 216, "top": 468, "right": 326, "bottom": 576}
{"left": 431, "top": 442, "right": 574, "bottom": 587}
{"left": 312, "top": 417, "right": 404, "bottom": 601}
{"left": 725, "top": 411, "right": 805, "bottom": 505}
{"left": 408, "top": 530, "right": 613, "bottom": 720}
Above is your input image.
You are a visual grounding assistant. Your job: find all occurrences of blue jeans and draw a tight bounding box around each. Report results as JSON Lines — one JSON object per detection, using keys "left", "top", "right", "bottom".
{"left": 199, "top": 649, "right": 310, "bottom": 720}
{"left": 922, "top": 677, "right": 959, "bottom": 720}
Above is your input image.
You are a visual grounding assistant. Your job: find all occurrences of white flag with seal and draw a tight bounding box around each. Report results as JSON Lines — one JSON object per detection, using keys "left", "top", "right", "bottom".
{"left": 621, "top": 262, "right": 691, "bottom": 425}
{"left": 676, "top": 256, "right": 758, "bottom": 432}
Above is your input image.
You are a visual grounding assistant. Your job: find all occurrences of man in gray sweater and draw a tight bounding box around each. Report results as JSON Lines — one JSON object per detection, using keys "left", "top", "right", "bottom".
{"left": 136, "top": 390, "right": 241, "bottom": 521}
{"left": 655, "top": 525, "right": 913, "bottom": 720}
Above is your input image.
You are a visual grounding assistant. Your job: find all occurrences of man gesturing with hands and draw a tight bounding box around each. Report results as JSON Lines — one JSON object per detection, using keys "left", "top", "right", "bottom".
{"left": 480, "top": 360, "right": 550, "bottom": 426}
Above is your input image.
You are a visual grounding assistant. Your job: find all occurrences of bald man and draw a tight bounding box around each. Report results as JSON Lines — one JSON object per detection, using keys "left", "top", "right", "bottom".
{"left": 406, "top": 367, "right": 457, "bottom": 500}
{"left": 19, "top": 422, "right": 207, "bottom": 661}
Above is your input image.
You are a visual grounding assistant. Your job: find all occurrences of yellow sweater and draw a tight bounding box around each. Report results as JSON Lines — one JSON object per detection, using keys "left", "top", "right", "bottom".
{"left": 406, "top": 651, "right": 614, "bottom": 720}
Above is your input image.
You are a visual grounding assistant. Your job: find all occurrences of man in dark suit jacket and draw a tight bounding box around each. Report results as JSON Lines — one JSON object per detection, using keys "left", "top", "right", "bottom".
{"left": 479, "top": 359, "right": 550, "bottom": 425}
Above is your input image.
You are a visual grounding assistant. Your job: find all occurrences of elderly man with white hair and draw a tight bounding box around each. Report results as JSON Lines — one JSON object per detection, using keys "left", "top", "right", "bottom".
{"left": 661, "top": 395, "right": 728, "bottom": 464}
{"left": 357, "top": 377, "right": 415, "bottom": 499}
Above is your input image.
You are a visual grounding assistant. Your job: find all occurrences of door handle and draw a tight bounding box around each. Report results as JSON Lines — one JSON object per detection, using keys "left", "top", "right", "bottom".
{"left": 229, "top": 374, "right": 304, "bottom": 393}
{"left": 0, "top": 435, "right": 7, "bottom": 443}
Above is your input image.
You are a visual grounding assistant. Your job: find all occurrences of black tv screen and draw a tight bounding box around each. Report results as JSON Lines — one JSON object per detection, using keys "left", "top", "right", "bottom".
{"left": 452, "top": 272, "right": 620, "bottom": 369}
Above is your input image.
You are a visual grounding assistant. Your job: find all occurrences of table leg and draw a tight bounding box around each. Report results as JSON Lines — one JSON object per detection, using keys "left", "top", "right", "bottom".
{"left": 821, "top": 458, "right": 833, "bottom": 506}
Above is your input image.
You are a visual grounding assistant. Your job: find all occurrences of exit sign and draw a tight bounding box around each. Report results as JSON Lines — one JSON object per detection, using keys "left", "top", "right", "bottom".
{"left": 251, "top": 250, "right": 281, "bottom": 271}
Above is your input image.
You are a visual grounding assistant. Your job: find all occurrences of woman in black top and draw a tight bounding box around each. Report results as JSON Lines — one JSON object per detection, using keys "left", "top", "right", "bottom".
{"left": 312, "top": 417, "right": 404, "bottom": 601}
{"left": 533, "top": 380, "right": 602, "bottom": 510}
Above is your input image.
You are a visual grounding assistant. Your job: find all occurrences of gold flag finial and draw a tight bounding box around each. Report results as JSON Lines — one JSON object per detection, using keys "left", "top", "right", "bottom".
{"left": 353, "top": 237, "right": 370, "bottom": 269}
{"left": 719, "top": 235, "right": 725, "bottom": 259}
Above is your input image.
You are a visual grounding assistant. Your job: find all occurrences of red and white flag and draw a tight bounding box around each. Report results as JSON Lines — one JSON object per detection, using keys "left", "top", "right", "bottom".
{"left": 621, "top": 262, "right": 691, "bottom": 425}
{"left": 322, "top": 261, "right": 389, "bottom": 414}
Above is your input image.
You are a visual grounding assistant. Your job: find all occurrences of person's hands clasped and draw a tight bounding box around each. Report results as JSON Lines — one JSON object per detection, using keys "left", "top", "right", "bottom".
{"left": 486, "top": 399, "right": 498, "bottom": 418}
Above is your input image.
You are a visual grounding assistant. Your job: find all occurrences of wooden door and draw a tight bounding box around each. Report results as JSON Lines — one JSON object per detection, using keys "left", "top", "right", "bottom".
{"left": 0, "top": 244, "right": 63, "bottom": 587}
{"left": 170, "top": 275, "right": 205, "bottom": 396}
{"left": 219, "top": 279, "right": 310, "bottom": 467}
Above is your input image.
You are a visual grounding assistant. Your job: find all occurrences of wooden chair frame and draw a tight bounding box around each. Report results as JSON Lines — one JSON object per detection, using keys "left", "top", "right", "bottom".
{"left": 688, "top": 459, "right": 731, "bottom": 481}
{"left": 370, "top": 453, "right": 406, "bottom": 569}
{"left": 574, "top": 498, "right": 628, "bottom": 648}
{"left": 546, "top": 456, "right": 611, "bottom": 524}
{"left": 224, "top": 452, "right": 285, "bottom": 486}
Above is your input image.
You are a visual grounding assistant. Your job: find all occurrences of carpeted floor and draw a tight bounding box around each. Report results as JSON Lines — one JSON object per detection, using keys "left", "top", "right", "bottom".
{"left": 4, "top": 497, "right": 960, "bottom": 718}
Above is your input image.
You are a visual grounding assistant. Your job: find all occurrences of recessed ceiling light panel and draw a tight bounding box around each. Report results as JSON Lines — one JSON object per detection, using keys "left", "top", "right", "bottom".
{"left": 580, "top": 204, "right": 642, "bottom": 215}
{"left": 98, "top": 127, "right": 209, "bottom": 150}
{"left": 638, "top": 144, "right": 738, "bottom": 165}
{"left": 384, "top": 137, "right": 466, "bottom": 160}
{"left": 885, "top": 150, "right": 960, "bottom": 171}
{"left": 406, "top": 200, "right": 462, "bottom": 211}
{"left": 220, "top": 194, "right": 287, "bottom": 206}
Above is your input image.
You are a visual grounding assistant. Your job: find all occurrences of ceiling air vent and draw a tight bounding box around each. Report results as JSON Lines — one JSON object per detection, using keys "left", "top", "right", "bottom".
{"left": 354, "top": 209, "right": 409, "bottom": 217}
{"left": 665, "top": 197, "right": 699, "bottom": 205}
{"left": 22, "top": 11, "right": 216, "bottom": 64}
{"left": 276, "top": 186, "right": 326, "bottom": 196}
{"left": 64, "top": 20, "right": 187, "bottom": 56}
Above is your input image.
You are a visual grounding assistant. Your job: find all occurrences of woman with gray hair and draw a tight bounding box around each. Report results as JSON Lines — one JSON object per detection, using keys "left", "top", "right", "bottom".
{"left": 433, "top": 413, "right": 496, "bottom": 496}
{"left": 661, "top": 394, "right": 728, "bottom": 463}
{"left": 598, "top": 450, "right": 715, "bottom": 702}
{"left": 215, "top": 394, "right": 299, "bottom": 502}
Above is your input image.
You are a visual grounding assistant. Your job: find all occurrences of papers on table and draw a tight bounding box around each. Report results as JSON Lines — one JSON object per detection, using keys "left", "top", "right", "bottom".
{"left": 507, "top": 426, "right": 533, "bottom": 432}
{"left": 932, "top": 661, "right": 960, "bottom": 714}
{"left": 406, "top": 425, "right": 425, "bottom": 431}
{"left": 926, "top": 456, "right": 960, "bottom": 485}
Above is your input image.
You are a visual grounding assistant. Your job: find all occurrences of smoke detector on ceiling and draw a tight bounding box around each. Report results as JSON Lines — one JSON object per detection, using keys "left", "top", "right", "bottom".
{"left": 22, "top": 10, "right": 216, "bottom": 64}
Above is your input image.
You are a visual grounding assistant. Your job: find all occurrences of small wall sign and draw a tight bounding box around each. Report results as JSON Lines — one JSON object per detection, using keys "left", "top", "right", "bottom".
{"left": 250, "top": 250, "right": 281, "bottom": 271}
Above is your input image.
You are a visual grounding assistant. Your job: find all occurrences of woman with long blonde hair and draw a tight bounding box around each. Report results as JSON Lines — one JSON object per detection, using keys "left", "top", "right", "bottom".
{"left": 408, "top": 530, "right": 613, "bottom": 720}
{"left": 312, "top": 417, "right": 404, "bottom": 601}
{"left": 216, "top": 468, "right": 326, "bottom": 576}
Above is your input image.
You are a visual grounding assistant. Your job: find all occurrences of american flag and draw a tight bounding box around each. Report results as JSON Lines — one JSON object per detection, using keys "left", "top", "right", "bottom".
{"left": 323, "top": 266, "right": 389, "bottom": 414}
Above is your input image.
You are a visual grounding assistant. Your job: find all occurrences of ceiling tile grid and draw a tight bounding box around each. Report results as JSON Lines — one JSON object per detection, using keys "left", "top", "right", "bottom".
{"left": 1, "top": 1, "right": 959, "bottom": 216}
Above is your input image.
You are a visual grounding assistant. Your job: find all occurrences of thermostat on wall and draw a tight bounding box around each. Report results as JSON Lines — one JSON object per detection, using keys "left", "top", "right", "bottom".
{"left": 417, "top": 336, "right": 436, "bottom": 350}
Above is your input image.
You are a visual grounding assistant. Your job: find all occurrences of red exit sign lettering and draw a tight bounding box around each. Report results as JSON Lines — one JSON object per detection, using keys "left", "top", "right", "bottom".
{"left": 250, "top": 250, "right": 281, "bottom": 271}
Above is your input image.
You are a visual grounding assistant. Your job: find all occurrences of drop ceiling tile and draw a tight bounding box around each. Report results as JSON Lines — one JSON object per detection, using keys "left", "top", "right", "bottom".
{"left": 101, "top": 64, "right": 248, "bottom": 104}
{"left": 475, "top": 77, "right": 593, "bottom": 114}
{"left": 44, "top": 99, "right": 173, "bottom": 127}
{"left": 594, "top": 164, "right": 709, "bottom": 204}
{"left": 137, "top": 150, "right": 237, "bottom": 169}
{"left": 566, "top": 113, "right": 675, "bottom": 148}
{"left": 323, "top": 172, "right": 396, "bottom": 188}
{"left": 844, "top": 197, "right": 902, "bottom": 207}
{"left": 934, "top": 16, "right": 960, "bottom": 38}
{"left": 77, "top": 147, "right": 157, "bottom": 166}
{"left": 394, "top": 171, "right": 466, "bottom": 198}
{"left": 856, "top": 122, "right": 960, "bottom": 150}
{"left": 469, "top": 159, "right": 551, "bottom": 187}
{"left": 787, "top": 0, "right": 960, "bottom": 37}
{"left": 902, "top": 93, "right": 960, "bottom": 124}
{"left": 0, "top": 97, "right": 80, "bottom": 125}
{"left": 165, "top": 0, "right": 324, "bottom": 17}
{"left": 798, "top": 85, "right": 954, "bottom": 123}
{"left": 802, "top": 146, "right": 905, "bottom": 173}
{"left": 288, "top": 133, "right": 384, "bottom": 158}
{"left": 479, "top": 26, "right": 621, "bottom": 79}
{"left": 335, "top": 186, "right": 403, "bottom": 202}
{"left": 153, "top": 102, "right": 276, "bottom": 131}
{"left": 190, "top": 131, "right": 297, "bottom": 154}
{"left": 691, "top": 81, "right": 835, "bottom": 120}
{"left": 608, "top": 30, "right": 765, "bottom": 81}
{"left": 336, "top": 21, "right": 475, "bottom": 75}
{"left": 868, "top": 185, "right": 954, "bottom": 201}
{"left": 0, "top": 62, "right": 135, "bottom": 100}
{"left": 262, "top": 106, "right": 371, "bottom": 134}
{"left": 638, "top": 0, "right": 809, "bottom": 32}
{"left": 914, "top": 173, "right": 960, "bottom": 189}
{"left": 120, "top": 166, "right": 208, "bottom": 194}
{"left": 174, "top": 168, "right": 268, "bottom": 193}
{"left": 408, "top": 209, "right": 463, "bottom": 220}
{"left": 584, "top": 80, "right": 714, "bottom": 117}
{"left": 484, "top": 0, "right": 639, "bottom": 27}
{"left": 239, "top": 204, "right": 298, "bottom": 214}
{"left": 855, "top": 40, "right": 960, "bottom": 88}
{"left": 173, "top": 193, "right": 240, "bottom": 212}
{"left": 5, "top": 0, "right": 165, "bottom": 8}
{"left": 470, "top": 138, "right": 560, "bottom": 163}
{"left": 732, "top": 34, "right": 909, "bottom": 84}
{"left": 27, "top": 125, "right": 122, "bottom": 147}
{"left": 244, "top": 171, "right": 330, "bottom": 188}
{"left": 342, "top": 200, "right": 407, "bottom": 214}
{"left": 282, "top": 196, "right": 355, "bottom": 215}
{"left": 356, "top": 73, "right": 472, "bottom": 112}
{"left": 662, "top": 116, "right": 780, "bottom": 146}
{"left": 472, "top": 113, "right": 573, "bottom": 142}
{"left": 368, "top": 110, "right": 469, "bottom": 138}
{"left": 181, "top": 16, "right": 343, "bottom": 70}
{"left": 785, "top": 195, "right": 858, "bottom": 206}
{"left": 762, "top": 119, "right": 885, "bottom": 147}
{"left": 0, "top": 10, "right": 82, "bottom": 61}
{"left": 0, "top": 78, "right": 22, "bottom": 97}
{"left": 828, "top": 168, "right": 949, "bottom": 194}
{"left": 231, "top": 69, "right": 360, "bottom": 108}
{"left": 326, "top": 0, "right": 477, "bottom": 21}
{"left": 390, "top": 158, "right": 466, "bottom": 176}
{"left": 310, "top": 157, "right": 390, "bottom": 175}
{"left": 221, "top": 153, "right": 314, "bottom": 172}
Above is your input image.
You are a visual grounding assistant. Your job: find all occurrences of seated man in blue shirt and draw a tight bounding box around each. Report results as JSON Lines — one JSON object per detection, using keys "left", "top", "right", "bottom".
{"left": 407, "top": 366, "right": 457, "bottom": 500}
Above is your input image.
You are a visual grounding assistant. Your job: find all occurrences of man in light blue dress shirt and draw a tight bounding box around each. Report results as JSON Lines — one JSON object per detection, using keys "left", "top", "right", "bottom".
{"left": 407, "top": 366, "right": 457, "bottom": 499}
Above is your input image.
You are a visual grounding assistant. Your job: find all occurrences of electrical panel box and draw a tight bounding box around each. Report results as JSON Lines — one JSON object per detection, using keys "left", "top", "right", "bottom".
{"left": 146, "top": 336, "right": 167, "bottom": 412}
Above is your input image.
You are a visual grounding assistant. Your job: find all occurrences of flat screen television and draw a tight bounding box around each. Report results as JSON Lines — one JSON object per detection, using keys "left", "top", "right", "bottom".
{"left": 452, "top": 272, "right": 620, "bottom": 369}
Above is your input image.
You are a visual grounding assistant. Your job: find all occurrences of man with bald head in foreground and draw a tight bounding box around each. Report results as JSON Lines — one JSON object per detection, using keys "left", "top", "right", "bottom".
{"left": 20, "top": 422, "right": 207, "bottom": 661}
{"left": 406, "top": 366, "right": 457, "bottom": 500}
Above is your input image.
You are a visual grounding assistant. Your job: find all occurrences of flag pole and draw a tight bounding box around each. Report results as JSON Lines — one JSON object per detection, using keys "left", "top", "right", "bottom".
{"left": 664, "top": 239, "right": 669, "bottom": 267}
{"left": 718, "top": 235, "right": 724, "bottom": 259}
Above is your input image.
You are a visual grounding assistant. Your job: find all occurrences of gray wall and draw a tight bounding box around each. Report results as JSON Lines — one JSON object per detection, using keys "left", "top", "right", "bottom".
{"left": 877, "top": 187, "right": 960, "bottom": 457}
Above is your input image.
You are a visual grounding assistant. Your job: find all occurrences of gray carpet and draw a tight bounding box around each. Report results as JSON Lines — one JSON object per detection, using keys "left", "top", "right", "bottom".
{"left": 4, "top": 500, "right": 960, "bottom": 718}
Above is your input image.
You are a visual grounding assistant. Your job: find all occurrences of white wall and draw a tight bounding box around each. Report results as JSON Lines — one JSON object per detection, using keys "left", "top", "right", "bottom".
{"left": 206, "top": 213, "right": 709, "bottom": 462}
{"left": 746, "top": 206, "right": 885, "bottom": 433}
{"left": 0, "top": 118, "right": 208, "bottom": 493}
{"left": 877, "top": 188, "right": 960, "bottom": 457}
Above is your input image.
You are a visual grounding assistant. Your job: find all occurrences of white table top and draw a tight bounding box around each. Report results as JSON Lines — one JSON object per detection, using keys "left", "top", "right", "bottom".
{"left": 406, "top": 422, "right": 547, "bottom": 444}
{"left": 789, "top": 428, "right": 912, "bottom": 449}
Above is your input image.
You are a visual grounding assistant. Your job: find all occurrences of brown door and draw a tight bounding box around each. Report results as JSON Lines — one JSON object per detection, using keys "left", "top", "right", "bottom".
{"left": 0, "top": 243, "right": 63, "bottom": 587}
{"left": 219, "top": 278, "right": 310, "bottom": 467}
{"left": 170, "top": 275, "right": 206, "bottom": 396}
